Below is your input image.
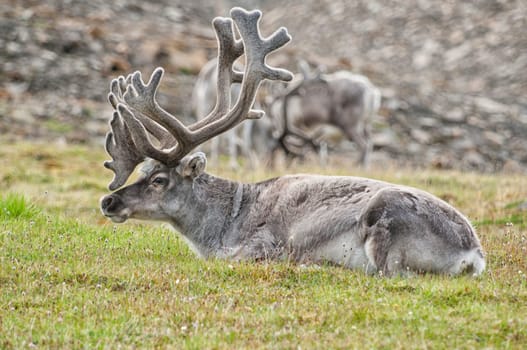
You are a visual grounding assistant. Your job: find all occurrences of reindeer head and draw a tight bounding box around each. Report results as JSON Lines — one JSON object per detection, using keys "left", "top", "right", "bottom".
{"left": 100, "top": 7, "right": 292, "bottom": 223}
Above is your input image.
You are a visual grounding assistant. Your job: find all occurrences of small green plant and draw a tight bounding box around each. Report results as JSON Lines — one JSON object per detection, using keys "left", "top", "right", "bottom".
{"left": 0, "top": 193, "right": 39, "bottom": 219}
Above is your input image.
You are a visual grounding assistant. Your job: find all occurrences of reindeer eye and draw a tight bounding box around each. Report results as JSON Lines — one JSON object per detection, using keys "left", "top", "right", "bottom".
{"left": 151, "top": 175, "right": 168, "bottom": 187}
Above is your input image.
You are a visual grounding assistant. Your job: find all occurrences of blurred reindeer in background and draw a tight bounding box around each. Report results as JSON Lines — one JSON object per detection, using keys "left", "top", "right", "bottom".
{"left": 267, "top": 61, "right": 381, "bottom": 167}
{"left": 192, "top": 55, "right": 381, "bottom": 168}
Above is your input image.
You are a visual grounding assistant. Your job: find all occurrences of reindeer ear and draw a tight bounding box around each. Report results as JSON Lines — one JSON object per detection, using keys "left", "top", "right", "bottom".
{"left": 176, "top": 152, "right": 207, "bottom": 178}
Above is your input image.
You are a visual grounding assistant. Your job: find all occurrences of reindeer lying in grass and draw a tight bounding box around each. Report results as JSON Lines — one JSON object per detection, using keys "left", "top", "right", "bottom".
{"left": 100, "top": 7, "right": 485, "bottom": 277}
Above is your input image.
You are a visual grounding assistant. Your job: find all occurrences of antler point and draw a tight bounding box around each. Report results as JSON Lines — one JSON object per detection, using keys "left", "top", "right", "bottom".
{"left": 212, "top": 16, "right": 232, "bottom": 27}
{"left": 116, "top": 103, "right": 129, "bottom": 115}
{"left": 108, "top": 182, "right": 120, "bottom": 191}
{"left": 248, "top": 110, "right": 265, "bottom": 119}
{"left": 230, "top": 7, "right": 262, "bottom": 19}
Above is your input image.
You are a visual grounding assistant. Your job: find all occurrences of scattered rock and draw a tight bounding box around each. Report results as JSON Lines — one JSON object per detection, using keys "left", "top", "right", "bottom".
{"left": 411, "top": 129, "right": 431, "bottom": 144}
{"left": 0, "top": 0, "right": 526, "bottom": 174}
{"left": 442, "top": 108, "right": 465, "bottom": 123}
{"left": 483, "top": 131, "right": 505, "bottom": 148}
{"left": 473, "top": 97, "right": 510, "bottom": 115}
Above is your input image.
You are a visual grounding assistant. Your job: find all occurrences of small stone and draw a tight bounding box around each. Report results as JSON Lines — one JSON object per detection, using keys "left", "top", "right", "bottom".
{"left": 411, "top": 128, "right": 431, "bottom": 144}
{"left": 473, "top": 97, "right": 510, "bottom": 114}
{"left": 483, "top": 131, "right": 505, "bottom": 148}
{"left": 442, "top": 108, "right": 465, "bottom": 123}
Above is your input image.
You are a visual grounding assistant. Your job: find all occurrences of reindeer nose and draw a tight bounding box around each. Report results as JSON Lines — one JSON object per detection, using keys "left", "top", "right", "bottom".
{"left": 101, "top": 194, "right": 119, "bottom": 212}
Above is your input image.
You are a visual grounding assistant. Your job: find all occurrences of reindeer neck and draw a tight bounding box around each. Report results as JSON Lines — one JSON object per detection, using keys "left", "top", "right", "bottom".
{"left": 168, "top": 172, "right": 249, "bottom": 257}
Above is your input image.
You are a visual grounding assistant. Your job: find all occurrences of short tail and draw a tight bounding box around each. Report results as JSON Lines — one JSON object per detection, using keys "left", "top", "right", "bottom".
{"left": 459, "top": 248, "right": 486, "bottom": 276}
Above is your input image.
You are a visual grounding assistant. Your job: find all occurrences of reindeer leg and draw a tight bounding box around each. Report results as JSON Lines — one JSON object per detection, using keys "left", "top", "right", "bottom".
{"left": 343, "top": 123, "right": 371, "bottom": 168}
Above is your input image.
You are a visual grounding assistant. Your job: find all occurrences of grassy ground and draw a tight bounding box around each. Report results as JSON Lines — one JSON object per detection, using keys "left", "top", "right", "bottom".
{"left": 0, "top": 140, "right": 526, "bottom": 349}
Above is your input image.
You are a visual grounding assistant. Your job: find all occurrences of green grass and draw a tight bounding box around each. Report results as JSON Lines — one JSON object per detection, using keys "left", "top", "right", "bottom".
{"left": 0, "top": 193, "right": 40, "bottom": 219}
{"left": 0, "top": 141, "right": 526, "bottom": 349}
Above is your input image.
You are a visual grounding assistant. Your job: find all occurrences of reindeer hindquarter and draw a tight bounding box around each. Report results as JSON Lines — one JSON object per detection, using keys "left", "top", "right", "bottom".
{"left": 359, "top": 187, "right": 484, "bottom": 276}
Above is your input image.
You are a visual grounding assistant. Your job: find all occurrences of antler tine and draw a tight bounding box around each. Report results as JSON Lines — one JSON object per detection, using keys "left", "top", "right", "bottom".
{"left": 188, "top": 16, "right": 244, "bottom": 131}
{"left": 116, "top": 103, "right": 183, "bottom": 162}
{"left": 103, "top": 109, "right": 144, "bottom": 190}
{"left": 105, "top": 73, "right": 181, "bottom": 190}
{"left": 122, "top": 68, "right": 193, "bottom": 149}
{"left": 186, "top": 7, "right": 293, "bottom": 148}
{"left": 230, "top": 8, "right": 293, "bottom": 82}
{"left": 110, "top": 76, "right": 176, "bottom": 148}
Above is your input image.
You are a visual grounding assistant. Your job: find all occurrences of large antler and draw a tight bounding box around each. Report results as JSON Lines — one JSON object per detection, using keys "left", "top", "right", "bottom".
{"left": 104, "top": 7, "right": 293, "bottom": 190}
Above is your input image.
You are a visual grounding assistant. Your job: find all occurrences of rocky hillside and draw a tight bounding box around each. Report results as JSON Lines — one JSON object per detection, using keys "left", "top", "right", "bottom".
{"left": 1, "top": 0, "right": 526, "bottom": 172}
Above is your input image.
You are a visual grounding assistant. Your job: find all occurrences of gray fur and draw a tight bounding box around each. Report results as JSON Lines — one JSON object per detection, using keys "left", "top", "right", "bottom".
{"left": 269, "top": 70, "right": 381, "bottom": 167}
{"left": 101, "top": 153, "right": 485, "bottom": 277}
